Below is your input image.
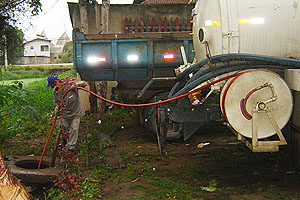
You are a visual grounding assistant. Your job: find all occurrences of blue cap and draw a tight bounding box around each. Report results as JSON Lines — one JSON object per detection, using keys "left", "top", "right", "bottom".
{"left": 46, "top": 75, "right": 59, "bottom": 88}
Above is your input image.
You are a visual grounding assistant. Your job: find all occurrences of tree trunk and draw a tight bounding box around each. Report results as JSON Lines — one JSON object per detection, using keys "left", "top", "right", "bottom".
{"left": 4, "top": 35, "right": 8, "bottom": 69}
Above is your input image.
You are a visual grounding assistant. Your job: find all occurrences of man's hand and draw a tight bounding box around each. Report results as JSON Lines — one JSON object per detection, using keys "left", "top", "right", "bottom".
{"left": 53, "top": 105, "right": 61, "bottom": 117}
{"left": 77, "top": 81, "right": 87, "bottom": 88}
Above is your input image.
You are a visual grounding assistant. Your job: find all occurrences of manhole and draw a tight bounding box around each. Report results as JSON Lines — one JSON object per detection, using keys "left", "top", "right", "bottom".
{"left": 6, "top": 155, "right": 63, "bottom": 184}
{"left": 15, "top": 160, "right": 50, "bottom": 169}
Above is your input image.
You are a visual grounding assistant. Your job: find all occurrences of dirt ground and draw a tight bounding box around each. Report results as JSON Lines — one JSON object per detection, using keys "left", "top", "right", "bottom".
{"left": 97, "top": 123, "right": 300, "bottom": 200}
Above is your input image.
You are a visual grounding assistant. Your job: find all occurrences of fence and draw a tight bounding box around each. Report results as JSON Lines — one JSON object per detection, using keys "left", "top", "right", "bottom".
{"left": 124, "top": 17, "right": 191, "bottom": 33}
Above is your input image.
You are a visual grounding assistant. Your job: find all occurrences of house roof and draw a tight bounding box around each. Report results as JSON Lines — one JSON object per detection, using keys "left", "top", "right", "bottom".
{"left": 36, "top": 30, "right": 48, "bottom": 39}
{"left": 23, "top": 38, "right": 51, "bottom": 45}
{"left": 139, "top": 0, "right": 196, "bottom": 4}
{"left": 56, "top": 31, "right": 71, "bottom": 46}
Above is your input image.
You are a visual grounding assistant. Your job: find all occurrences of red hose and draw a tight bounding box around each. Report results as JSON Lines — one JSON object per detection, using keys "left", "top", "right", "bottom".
{"left": 38, "top": 88, "right": 71, "bottom": 169}
{"left": 77, "top": 72, "right": 242, "bottom": 107}
{"left": 240, "top": 88, "right": 258, "bottom": 120}
{"left": 38, "top": 72, "right": 242, "bottom": 169}
{"left": 220, "top": 72, "right": 247, "bottom": 122}
{"left": 38, "top": 117, "right": 57, "bottom": 169}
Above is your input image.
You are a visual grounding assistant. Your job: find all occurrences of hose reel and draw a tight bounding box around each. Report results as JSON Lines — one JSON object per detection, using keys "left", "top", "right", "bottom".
{"left": 220, "top": 69, "right": 291, "bottom": 152}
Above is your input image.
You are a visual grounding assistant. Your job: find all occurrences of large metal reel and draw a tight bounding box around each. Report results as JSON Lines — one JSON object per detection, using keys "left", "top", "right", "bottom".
{"left": 220, "top": 69, "right": 293, "bottom": 139}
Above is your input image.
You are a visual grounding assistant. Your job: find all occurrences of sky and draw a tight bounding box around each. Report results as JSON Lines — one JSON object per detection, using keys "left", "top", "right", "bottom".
{"left": 23, "top": 0, "right": 134, "bottom": 43}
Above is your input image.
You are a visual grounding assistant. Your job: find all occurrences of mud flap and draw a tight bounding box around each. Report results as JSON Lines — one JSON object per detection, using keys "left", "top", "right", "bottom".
{"left": 154, "top": 103, "right": 168, "bottom": 156}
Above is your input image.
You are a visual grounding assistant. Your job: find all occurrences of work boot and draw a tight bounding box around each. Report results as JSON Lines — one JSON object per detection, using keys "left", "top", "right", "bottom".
{"left": 59, "top": 138, "right": 67, "bottom": 148}
{"left": 68, "top": 149, "right": 78, "bottom": 157}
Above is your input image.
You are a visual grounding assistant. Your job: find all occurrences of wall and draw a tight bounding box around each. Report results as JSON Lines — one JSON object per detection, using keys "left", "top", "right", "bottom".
{"left": 68, "top": 3, "right": 194, "bottom": 34}
{"left": 24, "top": 39, "right": 51, "bottom": 57}
{"left": 15, "top": 56, "right": 51, "bottom": 65}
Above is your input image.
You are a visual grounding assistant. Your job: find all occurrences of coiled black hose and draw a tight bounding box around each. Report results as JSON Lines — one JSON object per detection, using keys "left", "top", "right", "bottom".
{"left": 169, "top": 54, "right": 300, "bottom": 98}
{"left": 176, "top": 53, "right": 300, "bottom": 82}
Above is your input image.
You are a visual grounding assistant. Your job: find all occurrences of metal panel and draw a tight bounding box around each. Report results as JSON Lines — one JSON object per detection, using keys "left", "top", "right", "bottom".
{"left": 73, "top": 30, "right": 194, "bottom": 81}
{"left": 193, "top": 0, "right": 300, "bottom": 60}
{"left": 284, "top": 69, "right": 300, "bottom": 92}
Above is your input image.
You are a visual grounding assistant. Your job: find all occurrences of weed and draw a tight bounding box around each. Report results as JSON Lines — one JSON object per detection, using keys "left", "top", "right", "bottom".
{"left": 78, "top": 129, "right": 105, "bottom": 166}
{"left": 44, "top": 187, "right": 66, "bottom": 200}
{"left": 90, "top": 164, "right": 114, "bottom": 180}
{"left": 75, "top": 177, "right": 102, "bottom": 199}
{"left": 145, "top": 176, "right": 193, "bottom": 200}
{"left": 101, "top": 108, "right": 136, "bottom": 135}
{"left": 201, "top": 179, "right": 219, "bottom": 192}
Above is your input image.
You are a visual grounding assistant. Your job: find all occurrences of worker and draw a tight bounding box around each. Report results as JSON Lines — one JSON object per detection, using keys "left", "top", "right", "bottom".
{"left": 46, "top": 75, "right": 86, "bottom": 154}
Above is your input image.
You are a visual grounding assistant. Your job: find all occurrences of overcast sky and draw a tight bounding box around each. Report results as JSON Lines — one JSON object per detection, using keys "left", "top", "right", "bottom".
{"left": 23, "top": 0, "right": 134, "bottom": 43}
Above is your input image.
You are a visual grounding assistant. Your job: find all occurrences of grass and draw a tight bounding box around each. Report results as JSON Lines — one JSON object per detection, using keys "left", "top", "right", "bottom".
{"left": 101, "top": 108, "right": 136, "bottom": 136}
{"left": 1, "top": 69, "right": 77, "bottom": 156}
{"left": 1, "top": 78, "right": 45, "bottom": 87}
{"left": 0, "top": 64, "right": 72, "bottom": 81}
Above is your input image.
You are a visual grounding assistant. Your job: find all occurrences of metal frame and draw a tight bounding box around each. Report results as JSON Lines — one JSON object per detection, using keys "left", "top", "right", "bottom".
{"left": 237, "top": 108, "right": 287, "bottom": 152}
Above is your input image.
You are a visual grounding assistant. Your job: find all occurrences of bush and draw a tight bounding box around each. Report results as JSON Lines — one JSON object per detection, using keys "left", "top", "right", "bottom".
{"left": 0, "top": 70, "right": 77, "bottom": 145}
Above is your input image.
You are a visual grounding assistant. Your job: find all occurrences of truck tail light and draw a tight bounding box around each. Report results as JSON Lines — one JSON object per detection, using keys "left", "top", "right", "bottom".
{"left": 164, "top": 54, "right": 175, "bottom": 59}
{"left": 87, "top": 56, "right": 106, "bottom": 63}
{"left": 127, "top": 55, "right": 139, "bottom": 61}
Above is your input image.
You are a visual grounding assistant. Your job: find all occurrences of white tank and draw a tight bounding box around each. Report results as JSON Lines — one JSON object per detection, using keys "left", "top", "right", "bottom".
{"left": 192, "top": 0, "right": 300, "bottom": 61}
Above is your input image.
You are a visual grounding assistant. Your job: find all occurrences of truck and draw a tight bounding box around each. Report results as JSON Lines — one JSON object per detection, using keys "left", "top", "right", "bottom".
{"left": 70, "top": 0, "right": 300, "bottom": 166}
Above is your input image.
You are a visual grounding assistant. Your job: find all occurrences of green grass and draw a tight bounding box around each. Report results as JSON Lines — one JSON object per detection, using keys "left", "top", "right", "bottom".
{"left": 101, "top": 108, "right": 136, "bottom": 135}
{"left": 0, "top": 70, "right": 76, "bottom": 156}
{"left": 0, "top": 64, "right": 73, "bottom": 81}
{"left": 1, "top": 78, "right": 45, "bottom": 87}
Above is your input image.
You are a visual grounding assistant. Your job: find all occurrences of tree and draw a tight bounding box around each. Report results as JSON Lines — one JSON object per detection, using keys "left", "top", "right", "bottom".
{"left": 0, "top": 25, "right": 24, "bottom": 65}
{"left": 0, "top": 0, "right": 42, "bottom": 65}
{"left": 0, "top": 0, "right": 42, "bottom": 35}
{"left": 55, "top": 41, "right": 74, "bottom": 63}
{"left": 0, "top": 0, "right": 42, "bottom": 17}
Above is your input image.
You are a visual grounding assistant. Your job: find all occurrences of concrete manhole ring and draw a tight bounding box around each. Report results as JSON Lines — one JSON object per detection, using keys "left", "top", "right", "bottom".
{"left": 6, "top": 155, "right": 64, "bottom": 184}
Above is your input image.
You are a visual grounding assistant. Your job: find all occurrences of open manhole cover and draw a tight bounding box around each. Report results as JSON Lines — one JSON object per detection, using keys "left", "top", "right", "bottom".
{"left": 15, "top": 160, "right": 50, "bottom": 169}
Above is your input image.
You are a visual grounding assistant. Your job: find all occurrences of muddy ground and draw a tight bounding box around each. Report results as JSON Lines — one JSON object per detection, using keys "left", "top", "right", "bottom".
{"left": 79, "top": 122, "right": 300, "bottom": 200}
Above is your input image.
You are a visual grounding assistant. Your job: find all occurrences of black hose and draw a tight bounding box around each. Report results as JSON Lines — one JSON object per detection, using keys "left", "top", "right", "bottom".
{"left": 176, "top": 54, "right": 300, "bottom": 82}
{"left": 167, "top": 82, "right": 180, "bottom": 99}
{"left": 186, "top": 60, "right": 264, "bottom": 85}
{"left": 172, "top": 64, "right": 295, "bottom": 97}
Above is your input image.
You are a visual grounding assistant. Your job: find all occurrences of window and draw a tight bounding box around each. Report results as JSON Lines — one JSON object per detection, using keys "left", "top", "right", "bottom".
{"left": 41, "top": 45, "right": 49, "bottom": 52}
{"left": 30, "top": 46, "right": 34, "bottom": 50}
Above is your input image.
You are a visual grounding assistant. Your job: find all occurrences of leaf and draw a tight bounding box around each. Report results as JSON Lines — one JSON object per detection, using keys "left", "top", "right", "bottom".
{"left": 201, "top": 186, "right": 217, "bottom": 192}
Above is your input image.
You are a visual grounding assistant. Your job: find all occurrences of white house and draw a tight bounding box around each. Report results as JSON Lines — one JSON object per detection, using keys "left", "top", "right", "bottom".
{"left": 16, "top": 33, "right": 52, "bottom": 64}
{"left": 23, "top": 38, "right": 51, "bottom": 57}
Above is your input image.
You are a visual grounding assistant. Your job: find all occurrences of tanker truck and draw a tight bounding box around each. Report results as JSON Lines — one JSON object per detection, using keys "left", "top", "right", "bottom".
{"left": 71, "top": 0, "right": 300, "bottom": 164}
{"left": 140, "top": 0, "right": 300, "bottom": 160}
{"left": 158, "top": 0, "right": 300, "bottom": 156}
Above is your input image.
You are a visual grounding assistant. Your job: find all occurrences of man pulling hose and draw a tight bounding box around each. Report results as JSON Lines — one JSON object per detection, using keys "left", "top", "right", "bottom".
{"left": 46, "top": 75, "right": 86, "bottom": 154}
